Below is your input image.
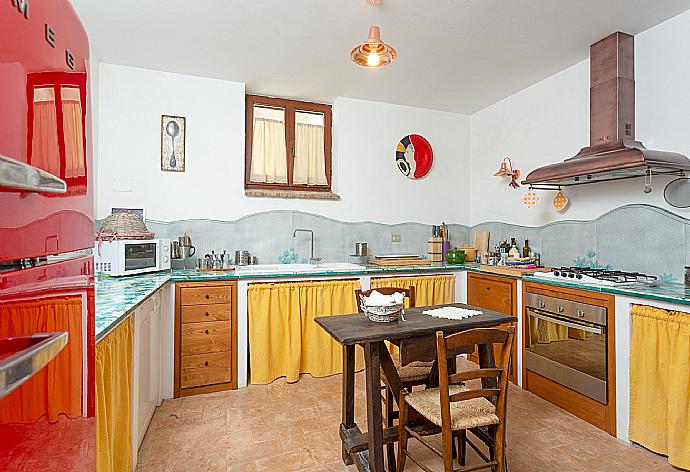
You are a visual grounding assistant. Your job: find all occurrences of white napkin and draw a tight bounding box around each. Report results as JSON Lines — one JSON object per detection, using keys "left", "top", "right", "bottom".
{"left": 362, "top": 290, "right": 404, "bottom": 306}
{"left": 422, "top": 306, "right": 482, "bottom": 320}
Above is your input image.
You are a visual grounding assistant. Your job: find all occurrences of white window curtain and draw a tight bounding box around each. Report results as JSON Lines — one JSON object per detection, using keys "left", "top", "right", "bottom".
{"left": 61, "top": 87, "right": 86, "bottom": 178}
{"left": 31, "top": 87, "right": 61, "bottom": 176}
{"left": 250, "top": 118, "right": 287, "bottom": 183}
{"left": 293, "top": 122, "right": 327, "bottom": 186}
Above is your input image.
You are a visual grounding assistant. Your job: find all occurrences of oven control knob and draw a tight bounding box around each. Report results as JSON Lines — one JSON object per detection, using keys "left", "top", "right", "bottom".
{"left": 163, "top": 256, "right": 169, "bottom": 263}
{"left": 576, "top": 309, "right": 585, "bottom": 318}
{"left": 558, "top": 305, "right": 564, "bottom": 313}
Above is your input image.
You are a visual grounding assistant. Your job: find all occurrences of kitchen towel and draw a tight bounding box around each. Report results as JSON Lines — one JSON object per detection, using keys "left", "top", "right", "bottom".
{"left": 422, "top": 306, "right": 483, "bottom": 320}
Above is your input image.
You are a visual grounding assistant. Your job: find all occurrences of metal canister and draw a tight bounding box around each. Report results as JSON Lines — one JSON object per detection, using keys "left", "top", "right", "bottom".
{"left": 235, "top": 250, "right": 250, "bottom": 266}
{"left": 354, "top": 242, "right": 368, "bottom": 256}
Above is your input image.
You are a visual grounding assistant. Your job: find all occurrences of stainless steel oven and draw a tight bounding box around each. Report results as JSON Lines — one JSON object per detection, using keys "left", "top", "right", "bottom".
{"left": 524, "top": 292, "right": 608, "bottom": 403}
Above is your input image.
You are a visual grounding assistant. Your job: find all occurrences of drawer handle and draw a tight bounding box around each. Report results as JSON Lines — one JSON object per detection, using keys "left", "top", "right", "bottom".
{"left": 205, "top": 329, "right": 209, "bottom": 335}
{"left": 205, "top": 295, "right": 210, "bottom": 299}
{"left": 205, "top": 312, "right": 209, "bottom": 317}
{"left": 204, "top": 361, "right": 209, "bottom": 367}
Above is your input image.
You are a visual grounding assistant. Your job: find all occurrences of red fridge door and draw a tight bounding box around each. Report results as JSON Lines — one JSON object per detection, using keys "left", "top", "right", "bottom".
{"left": 0, "top": 0, "right": 94, "bottom": 262}
{"left": 0, "top": 255, "right": 95, "bottom": 471}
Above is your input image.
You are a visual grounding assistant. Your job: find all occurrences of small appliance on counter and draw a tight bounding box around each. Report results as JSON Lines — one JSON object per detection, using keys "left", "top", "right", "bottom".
{"left": 95, "top": 238, "right": 171, "bottom": 276}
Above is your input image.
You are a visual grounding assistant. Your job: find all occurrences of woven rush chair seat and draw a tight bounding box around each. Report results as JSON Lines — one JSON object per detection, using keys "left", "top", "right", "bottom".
{"left": 397, "top": 361, "right": 434, "bottom": 383}
{"left": 405, "top": 384, "right": 499, "bottom": 431}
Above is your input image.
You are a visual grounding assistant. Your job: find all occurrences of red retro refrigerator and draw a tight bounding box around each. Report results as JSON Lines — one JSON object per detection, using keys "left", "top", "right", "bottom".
{"left": 0, "top": 1, "right": 95, "bottom": 470}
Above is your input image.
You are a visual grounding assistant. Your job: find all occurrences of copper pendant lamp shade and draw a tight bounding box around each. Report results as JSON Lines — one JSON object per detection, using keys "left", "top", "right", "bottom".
{"left": 350, "top": 25, "right": 397, "bottom": 68}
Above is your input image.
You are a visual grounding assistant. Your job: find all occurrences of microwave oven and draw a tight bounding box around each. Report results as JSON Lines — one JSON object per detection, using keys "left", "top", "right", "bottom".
{"left": 94, "top": 238, "right": 171, "bottom": 276}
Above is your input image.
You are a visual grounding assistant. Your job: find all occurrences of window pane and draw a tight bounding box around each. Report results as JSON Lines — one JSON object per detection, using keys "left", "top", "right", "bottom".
{"left": 293, "top": 111, "right": 326, "bottom": 186}
{"left": 60, "top": 87, "right": 86, "bottom": 178}
{"left": 30, "top": 87, "right": 61, "bottom": 176}
{"left": 250, "top": 105, "right": 287, "bottom": 184}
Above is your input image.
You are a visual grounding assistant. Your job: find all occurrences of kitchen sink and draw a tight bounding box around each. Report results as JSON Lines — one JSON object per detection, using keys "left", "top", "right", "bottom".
{"left": 234, "top": 262, "right": 365, "bottom": 275}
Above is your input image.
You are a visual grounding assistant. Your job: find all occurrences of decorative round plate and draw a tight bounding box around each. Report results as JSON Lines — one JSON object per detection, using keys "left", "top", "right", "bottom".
{"left": 395, "top": 134, "right": 433, "bottom": 179}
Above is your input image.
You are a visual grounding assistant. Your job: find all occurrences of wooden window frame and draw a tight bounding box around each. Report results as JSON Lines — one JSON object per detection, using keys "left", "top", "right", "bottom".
{"left": 245, "top": 94, "right": 333, "bottom": 193}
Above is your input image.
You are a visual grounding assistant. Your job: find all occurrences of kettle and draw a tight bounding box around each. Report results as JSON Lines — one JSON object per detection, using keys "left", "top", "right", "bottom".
{"left": 179, "top": 233, "right": 193, "bottom": 247}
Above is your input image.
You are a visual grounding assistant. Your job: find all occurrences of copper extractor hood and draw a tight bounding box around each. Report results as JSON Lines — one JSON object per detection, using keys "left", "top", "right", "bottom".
{"left": 522, "top": 32, "right": 690, "bottom": 188}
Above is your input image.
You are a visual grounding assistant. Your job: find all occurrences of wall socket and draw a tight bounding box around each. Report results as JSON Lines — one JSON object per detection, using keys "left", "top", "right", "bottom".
{"left": 391, "top": 234, "right": 402, "bottom": 243}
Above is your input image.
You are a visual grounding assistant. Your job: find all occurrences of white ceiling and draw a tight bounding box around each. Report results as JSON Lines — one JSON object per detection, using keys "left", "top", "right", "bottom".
{"left": 70, "top": 0, "right": 690, "bottom": 114}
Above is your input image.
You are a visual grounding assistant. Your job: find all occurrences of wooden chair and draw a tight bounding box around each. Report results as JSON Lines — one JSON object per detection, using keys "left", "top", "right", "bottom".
{"left": 397, "top": 327, "right": 515, "bottom": 472}
{"left": 355, "top": 286, "right": 433, "bottom": 471}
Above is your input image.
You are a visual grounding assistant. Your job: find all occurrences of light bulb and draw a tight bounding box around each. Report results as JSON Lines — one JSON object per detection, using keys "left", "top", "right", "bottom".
{"left": 367, "top": 53, "right": 381, "bottom": 67}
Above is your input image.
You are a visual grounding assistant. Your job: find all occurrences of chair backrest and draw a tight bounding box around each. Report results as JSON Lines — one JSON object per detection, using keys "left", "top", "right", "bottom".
{"left": 354, "top": 286, "right": 416, "bottom": 313}
{"left": 435, "top": 327, "right": 515, "bottom": 428}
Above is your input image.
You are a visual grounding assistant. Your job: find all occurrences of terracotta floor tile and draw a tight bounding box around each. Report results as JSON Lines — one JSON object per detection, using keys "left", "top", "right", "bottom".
{"left": 254, "top": 448, "right": 315, "bottom": 471}
{"left": 134, "top": 363, "right": 683, "bottom": 472}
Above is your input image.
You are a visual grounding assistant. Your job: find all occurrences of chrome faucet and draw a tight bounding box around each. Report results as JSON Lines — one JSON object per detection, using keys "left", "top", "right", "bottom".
{"left": 293, "top": 229, "right": 321, "bottom": 264}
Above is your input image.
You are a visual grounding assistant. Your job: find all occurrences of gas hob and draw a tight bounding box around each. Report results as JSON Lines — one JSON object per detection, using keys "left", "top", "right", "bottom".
{"left": 532, "top": 267, "right": 657, "bottom": 286}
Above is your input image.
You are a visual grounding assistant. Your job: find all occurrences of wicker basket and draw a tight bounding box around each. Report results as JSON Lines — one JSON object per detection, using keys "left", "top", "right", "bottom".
{"left": 360, "top": 297, "right": 404, "bottom": 323}
{"left": 96, "top": 211, "right": 155, "bottom": 241}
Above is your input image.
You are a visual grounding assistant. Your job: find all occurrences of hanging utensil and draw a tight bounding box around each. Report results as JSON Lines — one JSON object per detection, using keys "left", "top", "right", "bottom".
{"left": 664, "top": 177, "right": 690, "bottom": 208}
{"left": 643, "top": 168, "right": 652, "bottom": 194}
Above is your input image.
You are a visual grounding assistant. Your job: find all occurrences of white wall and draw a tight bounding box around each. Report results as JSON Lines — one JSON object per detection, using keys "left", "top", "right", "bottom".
{"left": 97, "top": 64, "right": 471, "bottom": 225}
{"left": 470, "top": 9, "right": 690, "bottom": 226}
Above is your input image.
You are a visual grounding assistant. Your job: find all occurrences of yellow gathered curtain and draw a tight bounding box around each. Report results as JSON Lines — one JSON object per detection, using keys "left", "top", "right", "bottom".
{"left": 250, "top": 117, "right": 288, "bottom": 183}
{"left": 629, "top": 305, "right": 690, "bottom": 470}
{"left": 371, "top": 275, "right": 456, "bottom": 356}
{"left": 96, "top": 318, "right": 133, "bottom": 472}
{"left": 370, "top": 275, "right": 456, "bottom": 307}
{"left": 294, "top": 122, "right": 327, "bottom": 185}
{"left": 0, "top": 296, "right": 83, "bottom": 424}
{"left": 248, "top": 280, "right": 364, "bottom": 384}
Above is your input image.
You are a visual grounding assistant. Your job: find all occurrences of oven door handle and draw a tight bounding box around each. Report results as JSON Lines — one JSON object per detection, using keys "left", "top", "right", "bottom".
{"left": 528, "top": 310, "right": 604, "bottom": 335}
{"left": 0, "top": 153, "right": 67, "bottom": 194}
{"left": 0, "top": 332, "right": 69, "bottom": 399}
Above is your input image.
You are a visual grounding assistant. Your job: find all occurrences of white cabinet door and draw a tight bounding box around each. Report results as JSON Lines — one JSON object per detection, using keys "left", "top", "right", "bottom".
{"left": 135, "top": 290, "right": 162, "bottom": 449}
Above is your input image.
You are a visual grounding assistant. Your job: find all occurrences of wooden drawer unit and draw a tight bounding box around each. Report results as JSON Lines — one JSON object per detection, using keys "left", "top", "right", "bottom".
{"left": 174, "top": 281, "right": 238, "bottom": 397}
{"left": 180, "top": 321, "right": 232, "bottom": 355}
{"left": 181, "top": 303, "right": 232, "bottom": 323}
{"left": 181, "top": 352, "right": 232, "bottom": 389}
{"left": 467, "top": 272, "right": 518, "bottom": 383}
{"left": 179, "top": 286, "right": 232, "bottom": 306}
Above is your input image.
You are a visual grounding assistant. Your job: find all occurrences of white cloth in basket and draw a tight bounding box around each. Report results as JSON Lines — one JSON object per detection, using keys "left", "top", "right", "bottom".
{"left": 362, "top": 290, "right": 404, "bottom": 306}
{"left": 422, "top": 306, "right": 482, "bottom": 320}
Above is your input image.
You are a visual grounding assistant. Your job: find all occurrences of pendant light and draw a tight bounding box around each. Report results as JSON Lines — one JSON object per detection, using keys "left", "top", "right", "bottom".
{"left": 350, "top": 0, "right": 397, "bottom": 68}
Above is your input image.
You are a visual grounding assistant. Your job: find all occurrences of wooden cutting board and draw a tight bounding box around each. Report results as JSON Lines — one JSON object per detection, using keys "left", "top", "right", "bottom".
{"left": 479, "top": 265, "right": 549, "bottom": 277}
{"left": 370, "top": 258, "right": 433, "bottom": 266}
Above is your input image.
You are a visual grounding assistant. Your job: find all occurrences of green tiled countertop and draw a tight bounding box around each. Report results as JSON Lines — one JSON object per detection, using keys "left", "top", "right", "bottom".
{"left": 95, "top": 263, "right": 470, "bottom": 341}
{"left": 522, "top": 275, "right": 690, "bottom": 307}
{"left": 95, "top": 272, "right": 171, "bottom": 341}
{"left": 96, "top": 263, "right": 690, "bottom": 341}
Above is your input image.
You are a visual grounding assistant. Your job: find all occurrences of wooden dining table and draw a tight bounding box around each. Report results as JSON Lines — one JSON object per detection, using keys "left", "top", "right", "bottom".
{"left": 315, "top": 303, "right": 516, "bottom": 472}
